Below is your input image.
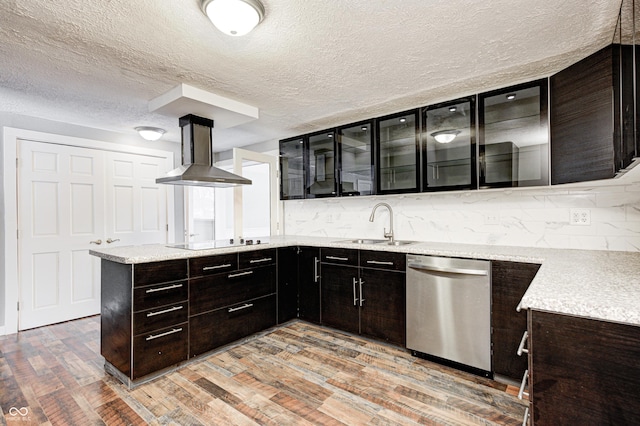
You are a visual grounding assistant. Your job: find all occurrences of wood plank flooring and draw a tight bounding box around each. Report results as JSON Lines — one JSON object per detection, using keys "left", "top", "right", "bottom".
{"left": 0, "top": 316, "right": 527, "bottom": 425}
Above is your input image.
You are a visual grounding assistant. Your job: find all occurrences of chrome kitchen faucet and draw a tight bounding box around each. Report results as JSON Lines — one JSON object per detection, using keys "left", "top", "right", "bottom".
{"left": 369, "top": 202, "right": 394, "bottom": 243}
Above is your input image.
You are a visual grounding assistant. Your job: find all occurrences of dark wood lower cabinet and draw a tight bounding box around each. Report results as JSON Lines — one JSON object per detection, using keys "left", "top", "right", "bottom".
{"left": 189, "top": 295, "right": 276, "bottom": 357}
{"left": 132, "top": 323, "right": 188, "bottom": 379}
{"left": 359, "top": 267, "right": 405, "bottom": 346}
{"left": 529, "top": 310, "right": 640, "bottom": 425}
{"left": 321, "top": 262, "right": 360, "bottom": 334}
{"left": 298, "top": 247, "right": 321, "bottom": 324}
{"left": 491, "top": 261, "right": 540, "bottom": 380}
{"left": 277, "top": 247, "right": 300, "bottom": 323}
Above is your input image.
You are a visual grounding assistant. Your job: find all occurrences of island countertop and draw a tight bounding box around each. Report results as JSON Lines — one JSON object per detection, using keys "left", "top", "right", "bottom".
{"left": 90, "top": 236, "right": 640, "bottom": 327}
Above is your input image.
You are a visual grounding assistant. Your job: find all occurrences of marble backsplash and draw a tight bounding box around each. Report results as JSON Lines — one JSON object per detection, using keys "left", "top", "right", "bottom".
{"left": 283, "top": 171, "right": 640, "bottom": 252}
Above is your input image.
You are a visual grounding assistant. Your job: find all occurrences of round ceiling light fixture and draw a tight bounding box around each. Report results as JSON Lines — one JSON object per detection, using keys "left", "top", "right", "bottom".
{"left": 430, "top": 129, "right": 461, "bottom": 144}
{"left": 135, "top": 126, "right": 166, "bottom": 141}
{"left": 201, "top": 0, "right": 265, "bottom": 36}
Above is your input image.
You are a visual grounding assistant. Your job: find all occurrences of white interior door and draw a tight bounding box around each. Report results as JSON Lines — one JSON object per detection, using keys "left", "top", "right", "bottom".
{"left": 17, "top": 141, "right": 171, "bottom": 330}
{"left": 105, "top": 151, "right": 168, "bottom": 246}
{"left": 17, "top": 140, "right": 105, "bottom": 330}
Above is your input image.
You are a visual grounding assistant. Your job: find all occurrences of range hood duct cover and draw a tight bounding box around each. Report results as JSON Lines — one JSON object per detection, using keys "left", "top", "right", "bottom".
{"left": 156, "top": 114, "right": 252, "bottom": 187}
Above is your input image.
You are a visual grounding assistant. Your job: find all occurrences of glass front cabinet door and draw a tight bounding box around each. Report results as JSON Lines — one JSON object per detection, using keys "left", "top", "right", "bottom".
{"left": 479, "top": 79, "right": 549, "bottom": 188}
{"left": 279, "top": 136, "right": 305, "bottom": 200}
{"left": 306, "top": 130, "right": 337, "bottom": 198}
{"left": 423, "top": 97, "right": 476, "bottom": 191}
{"left": 337, "top": 120, "right": 375, "bottom": 196}
{"left": 376, "top": 110, "right": 420, "bottom": 194}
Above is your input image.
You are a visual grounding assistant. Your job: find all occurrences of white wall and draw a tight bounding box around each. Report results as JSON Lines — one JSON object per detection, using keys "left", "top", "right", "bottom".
{"left": 283, "top": 169, "right": 640, "bottom": 252}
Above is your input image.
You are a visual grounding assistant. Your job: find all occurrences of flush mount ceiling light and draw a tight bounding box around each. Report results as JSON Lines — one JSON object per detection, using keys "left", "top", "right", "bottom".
{"left": 135, "top": 126, "right": 166, "bottom": 141}
{"left": 201, "top": 0, "right": 265, "bottom": 36}
{"left": 506, "top": 93, "right": 517, "bottom": 100}
{"left": 431, "top": 129, "right": 461, "bottom": 144}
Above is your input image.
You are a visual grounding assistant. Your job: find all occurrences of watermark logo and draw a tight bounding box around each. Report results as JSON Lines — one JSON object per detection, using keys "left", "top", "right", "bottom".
{"left": 7, "top": 407, "right": 31, "bottom": 422}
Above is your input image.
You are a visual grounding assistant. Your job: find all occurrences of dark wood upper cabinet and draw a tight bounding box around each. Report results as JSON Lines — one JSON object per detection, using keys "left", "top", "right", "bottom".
{"left": 550, "top": 45, "right": 635, "bottom": 184}
{"left": 375, "top": 109, "right": 421, "bottom": 194}
{"left": 306, "top": 129, "right": 338, "bottom": 198}
{"left": 337, "top": 120, "right": 375, "bottom": 196}
{"left": 479, "top": 79, "right": 549, "bottom": 189}
{"left": 422, "top": 96, "right": 477, "bottom": 191}
{"left": 279, "top": 136, "right": 305, "bottom": 200}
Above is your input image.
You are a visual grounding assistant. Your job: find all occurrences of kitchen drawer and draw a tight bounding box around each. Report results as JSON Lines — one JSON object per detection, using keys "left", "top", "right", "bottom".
{"left": 189, "top": 265, "right": 276, "bottom": 315}
{"left": 132, "top": 322, "right": 188, "bottom": 379}
{"left": 189, "top": 253, "right": 237, "bottom": 277}
{"left": 189, "top": 295, "right": 276, "bottom": 357}
{"left": 321, "top": 248, "right": 358, "bottom": 266}
{"left": 133, "top": 280, "right": 188, "bottom": 312}
{"left": 360, "top": 250, "right": 406, "bottom": 271}
{"left": 238, "top": 249, "right": 276, "bottom": 270}
{"left": 133, "top": 302, "right": 188, "bottom": 336}
{"left": 133, "top": 259, "right": 188, "bottom": 287}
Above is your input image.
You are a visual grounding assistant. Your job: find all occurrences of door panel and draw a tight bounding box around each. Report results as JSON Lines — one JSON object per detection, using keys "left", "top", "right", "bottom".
{"left": 18, "top": 140, "right": 105, "bottom": 330}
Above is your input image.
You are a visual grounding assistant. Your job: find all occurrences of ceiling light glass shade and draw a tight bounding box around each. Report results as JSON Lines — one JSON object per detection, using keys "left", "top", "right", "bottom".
{"left": 431, "top": 129, "right": 460, "bottom": 144}
{"left": 202, "top": 0, "right": 265, "bottom": 36}
{"left": 135, "top": 126, "right": 166, "bottom": 141}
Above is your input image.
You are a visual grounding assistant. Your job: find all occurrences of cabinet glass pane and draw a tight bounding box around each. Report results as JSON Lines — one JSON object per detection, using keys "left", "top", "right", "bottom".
{"left": 377, "top": 111, "right": 419, "bottom": 193}
{"left": 338, "top": 122, "right": 374, "bottom": 196}
{"left": 279, "top": 138, "right": 304, "bottom": 199}
{"left": 307, "top": 131, "right": 336, "bottom": 197}
{"left": 424, "top": 98, "right": 475, "bottom": 190}
{"left": 480, "top": 80, "right": 549, "bottom": 188}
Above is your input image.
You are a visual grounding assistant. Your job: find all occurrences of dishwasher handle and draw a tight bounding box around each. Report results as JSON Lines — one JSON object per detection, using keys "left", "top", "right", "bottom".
{"left": 407, "top": 262, "right": 488, "bottom": 276}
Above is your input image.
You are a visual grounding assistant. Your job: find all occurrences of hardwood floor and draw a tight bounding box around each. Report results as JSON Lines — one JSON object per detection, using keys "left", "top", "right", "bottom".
{"left": 0, "top": 316, "right": 526, "bottom": 425}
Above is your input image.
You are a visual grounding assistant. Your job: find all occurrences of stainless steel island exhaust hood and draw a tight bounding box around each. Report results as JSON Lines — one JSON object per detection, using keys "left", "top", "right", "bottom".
{"left": 156, "top": 114, "right": 251, "bottom": 187}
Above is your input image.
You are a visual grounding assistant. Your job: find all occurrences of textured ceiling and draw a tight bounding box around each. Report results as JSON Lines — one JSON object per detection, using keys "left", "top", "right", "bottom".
{"left": 0, "top": 0, "right": 623, "bottom": 151}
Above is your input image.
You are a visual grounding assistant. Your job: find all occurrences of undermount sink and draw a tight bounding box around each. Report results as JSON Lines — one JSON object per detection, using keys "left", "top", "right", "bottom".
{"left": 340, "top": 238, "right": 388, "bottom": 244}
{"left": 338, "top": 238, "right": 418, "bottom": 246}
{"left": 381, "top": 240, "right": 418, "bottom": 246}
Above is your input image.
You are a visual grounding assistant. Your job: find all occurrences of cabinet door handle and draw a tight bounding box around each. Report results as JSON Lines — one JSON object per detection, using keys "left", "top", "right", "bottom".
{"left": 314, "top": 257, "right": 320, "bottom": 282}
{"left": 228, "top": 271, "right": 254, "bottom": 279}
{"left": 366, "top": 260, "right": 394, "bottom": 266}
{"left": 517, "top": 330, "right": 529, "bottom": 356}
{"left": 146, "top": 305, "right": 183, "bottom": 317}
{"left": 352, "top": 278, "right": 359, "bottom": 306}
{"left": 326, "top": 256, "right": 349, "bottom": 261}
{"left": 521, "top": 407, "right": 529, "bottom": 426}
{"left": 203, "top": 264, "right": 232, "bottom": 271}
{"left": 518, "top": 369, "right": 529, "bottom": 400}
{"left": 250, "top": 257, "right": 273, "bottom": 264}
{"left": 228, "top": 303, "right": 253, "bottom": 313}
{"left": 359, "top": 278, "right": 365, "bottom": 306}
{"left": 145, "top": 283, "right": 183, "bottom": 294}
{"left": 146, "top": 327, "right": 182, "bottom": 341}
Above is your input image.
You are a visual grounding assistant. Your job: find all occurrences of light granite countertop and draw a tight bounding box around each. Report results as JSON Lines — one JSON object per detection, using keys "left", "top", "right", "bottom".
{"left": 90, "top": 236, "right": 640, "bottom": 327}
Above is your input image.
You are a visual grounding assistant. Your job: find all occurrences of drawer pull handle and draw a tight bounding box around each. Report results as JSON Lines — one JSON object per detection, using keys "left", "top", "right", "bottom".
{"left": 359, "top": 278, "right": 365, "bottom": 306}
{"left": 228, "top": 303, "right": 254, "bottom": 313}
{"left": 203, "top": 264, "right": 232, "bottom": 271}
{"left": 518, "top": 369, "right": 529, "bottom": 400}
{"left": 522, "top": 406, "right": 529, "bottom": 426}
{"left": 352, "top": 278, "right": 358, "bottom": 306}
{"left": 326, "top": 256, "right": 349, "bottom": 261}
{"left": 146, "top": 327, "right": 182, "bottom": 341}
{"left": 517, "top": 330, "right": 529, "bottom": 356}
{"left": 366, "top": 260, "right": 394, "bottom": 266}
{"left": 314, "top": 257, "right": 320, "bottom": 282}
{"left": 249, "top": 257, "right": 272, "bottom": 264}
{"left": 145, "top": 283, "right": 183, "bottom": 294}
{"left": 228, "top": 271, "right": 254, "bottom": 279}
{"left": 146, "top": 305, "right": 183, "bottom": 317}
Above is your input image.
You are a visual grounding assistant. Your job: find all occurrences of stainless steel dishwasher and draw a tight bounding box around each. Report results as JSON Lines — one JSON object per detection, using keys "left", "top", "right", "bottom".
{"left": 406, "top": 254, "right": 491, "bottom": 376}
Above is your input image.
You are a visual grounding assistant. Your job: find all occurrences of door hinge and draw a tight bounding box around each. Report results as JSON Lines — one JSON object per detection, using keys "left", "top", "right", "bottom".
{"left": 166, "top": 224, "right": 169, "bottom": 232}
{"left": 16, "top": 158, "right": 19, "bottom": 168}
{"left": 17, "top": 301, "right": 19, "bottom": 311}
{"left": 17, "top": 229, "right": 20, "bottom": 239}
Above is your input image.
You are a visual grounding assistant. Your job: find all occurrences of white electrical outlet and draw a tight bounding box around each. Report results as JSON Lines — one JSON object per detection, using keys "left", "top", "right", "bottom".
{"left": 570, "top": 208, "right": 591, "bottom": 226}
